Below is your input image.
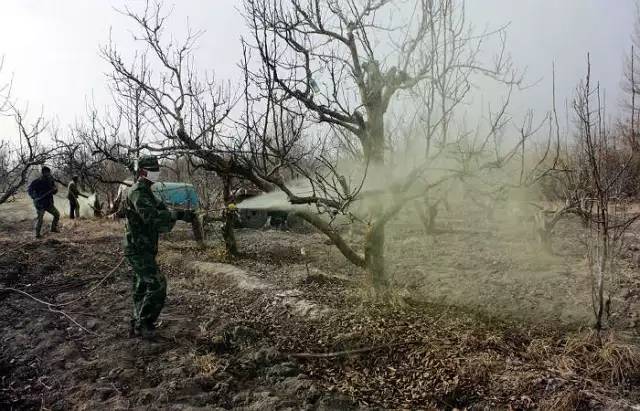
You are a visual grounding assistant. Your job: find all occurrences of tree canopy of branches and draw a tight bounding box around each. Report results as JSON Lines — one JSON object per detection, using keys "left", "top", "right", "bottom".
{"left": 0, "top": 57, "right": 56, "bottom": 205}
{"left": 98, "top": 2, "right": 282, "bottom": 191}
{"left": 96, "top": 1, "right": 322, "bottom": 253}
{"left": 243, "top": 0, "right": 523, "bottom": 288}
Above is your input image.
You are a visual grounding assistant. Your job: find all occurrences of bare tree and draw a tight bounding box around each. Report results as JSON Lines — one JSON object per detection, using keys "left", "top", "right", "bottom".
{"left": 406, "top": 1, "right": 522, "bottom": 234}
{"left": 243, "top": 0, "right": 522, "bottom": 288}
{"left": 99, "top": 1, "right": 311, "bottom": 254}
{"left": 99, "top": 2, "right": 264, "bottom": 185}
{"left": 574, "top": 54, "right": 640, "bottom": 330}
{"left": 0, "top": 110, "right": 54, "bottom": 204}
{"left": 0, "top": 60, "right": 55, "bottom": 205}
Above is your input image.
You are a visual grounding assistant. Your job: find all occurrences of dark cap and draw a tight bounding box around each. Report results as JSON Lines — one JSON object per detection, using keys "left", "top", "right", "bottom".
{"left": 42, "top": 166, "right": 51, "bottom": 174}
{"left": 136, "top": 156, "right": 160, "bottom": 172}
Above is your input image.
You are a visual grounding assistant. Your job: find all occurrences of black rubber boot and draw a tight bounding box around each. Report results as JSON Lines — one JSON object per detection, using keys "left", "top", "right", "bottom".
{"left": 129, "top": 319, "right": 141, "bottom": 338}
{"left": 140, "top": 324, "right": 156, "bottom": 341}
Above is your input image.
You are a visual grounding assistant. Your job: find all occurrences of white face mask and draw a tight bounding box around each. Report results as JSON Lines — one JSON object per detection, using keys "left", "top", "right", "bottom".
{"left": 144, "top": 170, "right": 161, "bottom": 182}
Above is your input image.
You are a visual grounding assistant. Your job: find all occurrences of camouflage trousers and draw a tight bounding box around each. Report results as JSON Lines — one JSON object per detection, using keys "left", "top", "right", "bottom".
{"left": 126, "top": 253, "right": 166, "bottom": 330}
{"left": 35, "top": 205, "right": 60, "bottom": 237}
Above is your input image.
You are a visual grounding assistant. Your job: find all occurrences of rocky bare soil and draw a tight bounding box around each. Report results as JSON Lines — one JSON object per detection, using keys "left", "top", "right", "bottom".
{"left": 1, "top": 203, "right": 640, "bottom": 409}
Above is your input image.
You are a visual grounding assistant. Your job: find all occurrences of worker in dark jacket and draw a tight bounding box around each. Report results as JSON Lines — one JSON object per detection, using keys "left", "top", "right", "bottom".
{"left": 124, "top": 156, "right": 192, "bottom": 339}
{"left": 27, "top": 166, "right": 60, "bottom": 238}
{"left": 67, "top": 176, "right": 87, "bottom": 219}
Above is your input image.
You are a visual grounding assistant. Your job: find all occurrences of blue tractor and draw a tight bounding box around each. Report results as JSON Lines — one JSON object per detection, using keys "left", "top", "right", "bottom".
{"left": 110, "top": 182, "right": 300, "bottom": 238}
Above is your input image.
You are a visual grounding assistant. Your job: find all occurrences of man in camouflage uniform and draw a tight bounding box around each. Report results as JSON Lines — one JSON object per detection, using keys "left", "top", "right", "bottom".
{"left": 124, "top": 156, "right": 191, "bottom": 339}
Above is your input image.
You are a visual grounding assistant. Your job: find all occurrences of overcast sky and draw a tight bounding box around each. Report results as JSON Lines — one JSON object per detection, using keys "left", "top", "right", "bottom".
{"left": 0, "top": 0, "right": 636, "bottom": 140}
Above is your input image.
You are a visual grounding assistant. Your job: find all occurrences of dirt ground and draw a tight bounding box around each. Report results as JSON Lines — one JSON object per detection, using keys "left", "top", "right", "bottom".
{"left": 1, "top": 195, "right": 640, "bottom": 409}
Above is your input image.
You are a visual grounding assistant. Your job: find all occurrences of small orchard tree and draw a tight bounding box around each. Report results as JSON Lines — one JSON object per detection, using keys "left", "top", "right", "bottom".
{"left": 0, "top": 108, "right": 55, "bottom": 205}
{"left": 574, "top": 55, "right": 640, "bottom": 330}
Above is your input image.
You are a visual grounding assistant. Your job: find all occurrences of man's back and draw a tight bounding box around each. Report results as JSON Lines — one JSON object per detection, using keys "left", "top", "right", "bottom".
{"left": 28, "top": 176, "right": 56, "bottom": 209}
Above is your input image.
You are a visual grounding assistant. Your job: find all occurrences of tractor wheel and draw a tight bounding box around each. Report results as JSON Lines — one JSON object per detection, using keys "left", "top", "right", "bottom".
{"left": 269, "top": 211, "right": 288, "bottom": 229}
{"left": 287, "top": 212, "right": 312, "bottom": 232}
{"left": 191, "top": 214, "right": 205, "bottom": 243}
{"left": 238, "top": 209, "right": 268, "bottom": 229}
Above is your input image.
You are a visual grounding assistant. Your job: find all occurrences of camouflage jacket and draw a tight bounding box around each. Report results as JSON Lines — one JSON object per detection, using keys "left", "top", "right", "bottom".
{"left": 124, "top": 180, "right": 176, "bottom": 256}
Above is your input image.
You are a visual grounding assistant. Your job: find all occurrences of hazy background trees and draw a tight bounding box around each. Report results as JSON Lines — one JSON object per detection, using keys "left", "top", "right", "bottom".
{"left": 0, "top": 56, "right": 57, "bottom": 205}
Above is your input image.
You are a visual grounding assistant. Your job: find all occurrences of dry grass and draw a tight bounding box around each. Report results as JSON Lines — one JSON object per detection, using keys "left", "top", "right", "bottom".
{"left": 523, "top": 330, "right": 640, "bottom": 410}
{"left": 538, "top": 388, "right": 585, "bottom": 411}
{"left": 527, "top": 331, "right": 640, "bottom": 386}
{"left": 193, "top": 353, "right": 221, "bottom": 376}
{"left": 595, "top": 334, "right": 640, "bottom": 385}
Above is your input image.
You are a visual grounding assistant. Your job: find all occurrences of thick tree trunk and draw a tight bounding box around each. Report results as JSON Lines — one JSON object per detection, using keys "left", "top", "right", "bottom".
{"left": 366, "top": 107, "right": 385, "bottom": 163}
{"left": 191, "top": 215, "right": 205, "bottom": 243}
{"left": 222, "top": 210, "right": 238, "bottom": 255}
{"left": 364, "top": 223, "right": 387, "bottom": 289}
{"left": 363, "top": 103, "right": 388, "bottom": 289}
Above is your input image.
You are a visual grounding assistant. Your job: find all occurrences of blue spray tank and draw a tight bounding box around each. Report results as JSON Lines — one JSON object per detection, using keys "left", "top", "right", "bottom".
{"left": 151, "top": 182, "right": 200, "bottom": 210}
